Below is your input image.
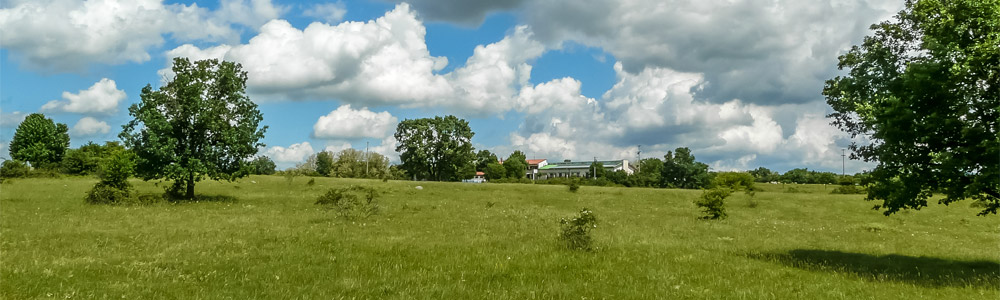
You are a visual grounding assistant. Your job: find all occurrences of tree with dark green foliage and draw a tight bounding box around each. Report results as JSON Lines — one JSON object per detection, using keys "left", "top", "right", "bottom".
{"left": 394, "top": 115, "right": 475, "bottom": 181}
{"left": 484, "top": 162, "right": 506, "bottom": 180}
{"left": 634, "top": 158, "right": 663, "bottom": 187}
{"left": 62, "top": 141, "right": 126, "bottom": 175}
{"left": 695, "top": 188, "right": 730, "bottom": 220}
{"left": 504, "top": 150, "right": 528, "bottom": 179}
{"left": 316, "top": 151, "right": 334, "bottom": 176}
{"left": 661, "top": 147, "right": 711, "bottom": 189}
{"left": 474, "top": 150, "right": 498, "bottom": 172}
{"left": 825, "top": 0, "right": 999, "bottom": 215}
{"left": 0, "top": 160, "right": 30, "bottom": 178}
{"left": 121, "top": 58, "right": 267, "bottom": 199}
{"left": 9, "top": 113, "right": 70, "bottom": 169}
{"left": 85, "top": 149, "right": 137, "bottom": 204}
{"left": 586, "top": 161, "right": 606, "bottom": 179}
{"left": 781, "top": 168, "right": 811, "bottom": 184}
{"left": 249, "top": 156, "right": 276, "bottom": 175}
{"left": 749, "top": 167, "right": 778, "bottom": 183}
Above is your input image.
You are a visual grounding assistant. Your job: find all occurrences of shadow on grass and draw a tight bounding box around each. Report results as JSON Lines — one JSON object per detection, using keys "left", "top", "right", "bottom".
{"left": 163, "top": 194, "right": 239, "bottom": 203}
{"left": 748, "top": 249, "right": 999, "bottom": 289}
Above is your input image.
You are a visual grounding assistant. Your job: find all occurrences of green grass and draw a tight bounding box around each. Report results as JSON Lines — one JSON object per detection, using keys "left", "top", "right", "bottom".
{"left": 1, "top": 176, "right": 997, "bottom": 299}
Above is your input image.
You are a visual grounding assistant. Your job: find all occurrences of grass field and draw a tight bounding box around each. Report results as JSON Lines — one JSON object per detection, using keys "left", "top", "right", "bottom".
{"left": 1, "top": 176, "right": 997, "bottom": 299}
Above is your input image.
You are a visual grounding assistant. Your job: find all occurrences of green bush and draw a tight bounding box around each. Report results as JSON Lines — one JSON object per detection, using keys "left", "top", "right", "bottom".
{"left": 307, "top": 178, "right": 316, "bottom": 186}
{"left": 85, "top": 150, "right": 136, "bottom": 204}
{"left": 695, "top": 187, "right": 730, "bottom": 220}
{"left": 568, "top": 181, "right": 580, "bottom": 193}
{"left": 0, "top": 160, "right": 30, "bottom": 178}
{"left": 831, "top": 185, "right": 865, "bottom": 194}
{"left": 559, "top": 208, "right": 598, "bottom": 251}
{"left": 315, "top": 185, "right": 381, "bottom": 220}
{"left": 85, "top": 183, "right": 132, "bottom": 204}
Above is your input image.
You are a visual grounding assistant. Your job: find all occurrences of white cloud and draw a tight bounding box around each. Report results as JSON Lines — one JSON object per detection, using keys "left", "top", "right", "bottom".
{"left": 313, "top": 105, "right": 398, "bottom": 139}
{"left": 0, "top": 0, "right": 284, "bottom": 71}
{"left": 0, "top": 110, "right": 27, "bottom": 127}
{"left": 323, "top": 141, "right": 352, "bottom": 153}
{"left": 41, "top": 78, "right": 126, "bottom": 116}
{"left": 70, "top": 117, "right": 111, "bottom": 136}
{"left": 264, "top": 142, "right": 315, "bottom": 164}
{"left": 162, "top": 5, "right": 547, "bottom": 116}
{"left": 369, "top": 136, "right": 400, "bottom": 163}
{"left": 303, "top": 2, "right": 347, "bottom": 24}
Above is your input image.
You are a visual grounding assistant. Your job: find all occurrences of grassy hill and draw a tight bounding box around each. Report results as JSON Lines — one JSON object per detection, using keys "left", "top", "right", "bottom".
{"left": 1, "top": 176, "right": 996, "bottom": 299}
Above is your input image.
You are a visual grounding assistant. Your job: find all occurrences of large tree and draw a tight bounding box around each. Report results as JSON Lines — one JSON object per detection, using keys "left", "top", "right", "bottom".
{"left": 121, "top": 58, "right": 267, "bottom": 199}
{"left": 504, "top": 150, "right": 528, "bottom": 179}
{"left": 824, "top": 0, "right": 999, "bottom": 215}
{"left": 661, "top": 147, "right": 711, "bottom": 189}
{"left": 9, "top": 113, "right": 70, "bottom": 168}
{"left": 394, "top": 115, "right": 475, "bottom": 181}
{"left": 474, "top": 150, "right": 498, "bottom": 172}
{"left": 316, "top": 151, "right": 334, "bottom": 177}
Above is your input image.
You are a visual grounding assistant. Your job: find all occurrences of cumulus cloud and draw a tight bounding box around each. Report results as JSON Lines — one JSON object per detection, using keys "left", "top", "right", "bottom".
{"left": 322, "top": 141, "right": 353, "bottom": 153}
{"left": 264, "top": 142, "right": 315, "bottom": 164}
{"left": 0, "top": 0, "right": 283, "bottom": 71}
{"left": 391, "top": 0, "right": 526, "bottom": 25}
{"left": 313, "top": 105, "right": 397, "bottom": 139}
{"left": 70, "top": 117, "right": 111, "bottom": 136}
{"left": 0, "top": 110, "right": 27, "bottom": 127}
{"left": 41, "top": 78, "right": 126, "bottom": 116}
{"left": 302, "top": 2, "right": 347, "bottom": 24}
{"left": 162, "top": 5, "right": 546, "bottom": 116}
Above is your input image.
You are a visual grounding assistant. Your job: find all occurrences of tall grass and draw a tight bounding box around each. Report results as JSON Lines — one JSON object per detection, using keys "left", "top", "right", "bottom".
{"left": 1, "top": 177, "right": 996, "bottom": 299}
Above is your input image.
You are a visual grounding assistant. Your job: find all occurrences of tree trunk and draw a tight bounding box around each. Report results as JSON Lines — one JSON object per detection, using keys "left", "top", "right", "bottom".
{"left": 185, "top": 174, "right": 195, "bottom": 199}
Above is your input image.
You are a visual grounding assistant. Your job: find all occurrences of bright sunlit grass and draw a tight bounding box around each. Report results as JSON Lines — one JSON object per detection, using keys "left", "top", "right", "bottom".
{"left": 1, "top": 176, "right": 996, "bottom": 299}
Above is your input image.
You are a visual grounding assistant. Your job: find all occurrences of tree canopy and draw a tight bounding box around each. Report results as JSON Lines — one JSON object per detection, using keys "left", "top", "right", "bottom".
{"left": 661, "top": 147, "right": 711, "bottom": 189}
{"left": 474, "top": 150, "right": 498, "bottom": 172}
{"left": 505, "top": 150, "right": 528, "bottom": 179}
{"left": 394, "top": 115, "right": 475, "bottom": 181}
{"left": 121, "top": 58, "right": 267, "bottom": 199}
{"left": 9, "top": 113, "right": 69, "bottom": 168}
{"left": 824, "top": 0, "right": 999, "bottom": 215}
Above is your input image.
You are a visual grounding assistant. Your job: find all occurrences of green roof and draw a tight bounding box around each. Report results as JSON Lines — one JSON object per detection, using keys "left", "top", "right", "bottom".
{"left": 539, "top": 161, "right": 624, "bottom": 170}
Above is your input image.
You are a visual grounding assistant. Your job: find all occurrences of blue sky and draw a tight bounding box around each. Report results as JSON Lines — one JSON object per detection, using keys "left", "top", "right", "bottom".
{"left": 0, "top": 0, "right": 902, "bottom": 172}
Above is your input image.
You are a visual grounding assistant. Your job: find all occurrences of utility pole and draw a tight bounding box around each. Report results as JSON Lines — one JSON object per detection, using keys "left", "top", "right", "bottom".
{"left": 366, "top": 141, "right": 370, "bottom": 177}
{"left": 593, "top": 156, "right": 597, "bottom": 179}
{"left": 637, "top": 145, "right": 641, "bottom": 173}
{"left": 841, "top": 149, "right": 846, "bottom": 177}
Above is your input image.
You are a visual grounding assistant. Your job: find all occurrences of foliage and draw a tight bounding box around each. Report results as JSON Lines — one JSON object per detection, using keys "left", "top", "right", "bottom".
{"left": 316, "top": 151, "right": 334, "bottom": 176}
{"left": 62, "top": 142, "right": 126, "bottom": 175}
{"left": 484, "top": 162, "right": 506, "bottom": 180}
{"left": 307, "top": 178, "right": 316, "bottom": 186}
{"left": 568, "top": 181, "right": 580, "bottom": 193}
{"left": 394, "top": 115, "right": 475, "bottom": 181}
{"left": 780, "top": 168, "right": 839, "bottom": 184}
{"left": 824, "top": 0, "right": 1000, "bottom": 215}
{"left": 558, "top": 208, "right": 598, "bottom": 251}
{"left": 749, "top": 167, "right": 780, "bottom": 183}
{"left": 661, "top": 147, "right": 711, "bottom": 189}
{"left": 330, "top": 148, "right": 391, "bottom": 179}
{"left": 315, "top": 185, "right": 381, "bottom": 220}
{"left": 632, "top": 158, "right": 664, "bottom": 187}
{"left": 121, "top": 58, "right": 267, "bottom": 199}
{"left": 85, "top": 149, "right": 137, "bottom": 204}
{"left": 586, "top": 161, "right": 607, "bottom": 179}
{"left": 474, "top": 150, "right": 498, "bottom": 172}
{"left": 712, "top": 172, "right": 756, "bottom": 194}
{"left": 695, "top": 187, "right": 731, "bottom": 220}
{"left": 248, "top": 156, "right": 277, "bottom": 175}
{"left": 9, "top": 113, "right": 70, "bottom": 168}
{"left": 0, "top": 160, "right": 30, "bottom": 178}
{"left": 504, "top": 151, "right": 528, "bottom": 179}
{"left": 832, "top": 185, "right": 866, "bottom": 195}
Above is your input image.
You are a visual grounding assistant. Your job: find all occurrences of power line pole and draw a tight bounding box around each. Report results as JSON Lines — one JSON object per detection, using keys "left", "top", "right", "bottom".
{"left": 366, "top": 141, "right": 370, "bottom": 177}
{"left": 637, "top": 145, "right": 641, "bottom": 174}
{"left": 841, "top": 149, "right": 846, "bottom": 177}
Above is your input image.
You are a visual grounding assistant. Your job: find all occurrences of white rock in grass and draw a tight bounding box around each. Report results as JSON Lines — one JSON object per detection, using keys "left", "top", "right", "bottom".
{"left": 415, "top": 186, "right": 423, "bottom": 190}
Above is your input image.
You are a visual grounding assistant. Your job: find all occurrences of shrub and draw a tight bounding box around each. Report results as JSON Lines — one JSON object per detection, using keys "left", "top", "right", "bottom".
{"left": 695, "top": 187, "right": 730, "bottom": 220}
{"left": 831, "top": 185, "right": 865, "bottom": 194}
{"left": 559, "top": 208, "right": 598, "bottom": 251}
{"left": 568, "top": 181, "right": 580, "bottom": 193}
{"left": 315, "top": 185, "right": 381, "bottom": 220}
{"left": 307, "top": 178, "right": 316, "bottom": 186}
{"left": 85, "top": 183, "right": 132, "bottom": 204}
{"left": 85, "top": 150, "right": 136, "bottom": 204}
{"left": 0, "top": 160, "right": 30, "bottom": 178}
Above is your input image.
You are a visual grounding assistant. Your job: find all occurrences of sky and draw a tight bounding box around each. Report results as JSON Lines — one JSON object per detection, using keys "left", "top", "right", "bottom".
{"left": 0, "top": 0, "right": 903, "bottom": 173}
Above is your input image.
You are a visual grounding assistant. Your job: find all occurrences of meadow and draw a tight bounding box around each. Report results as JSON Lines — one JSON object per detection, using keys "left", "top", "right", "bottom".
{"left": 1, "top": 176, "right": 997, "bottom": 299}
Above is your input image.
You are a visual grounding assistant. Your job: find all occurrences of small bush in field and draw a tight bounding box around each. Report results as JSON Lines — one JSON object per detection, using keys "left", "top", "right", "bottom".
{"left": 831, "top": 185, "right": 864, "bottom": 194}
{"left": 316, "top": 185, "right": 381, "bottom": 220}
{"left": 307, "top": 178, "right": 316, "bottom": 186}
{"left": 0, "top": 160, "right": 30, "bottom": 179}
{"left": 568, "top": 181, "right": 580, "bottom": 193}
{"left": 559, "top": 208, "right": 598, "bottom": 251}
{"left": 695, "top": 187, "right": 730, "bottom": 220}
{"left": 85, "top": 150, "right": 136, "bottom": 204}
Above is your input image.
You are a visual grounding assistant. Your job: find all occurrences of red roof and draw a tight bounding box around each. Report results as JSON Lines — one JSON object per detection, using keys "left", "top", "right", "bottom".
{"left": 475, "top": 171, "right": 485, "bottom": 176}
{"left": 526, "top": 159, "right": 547, "bottom": 166}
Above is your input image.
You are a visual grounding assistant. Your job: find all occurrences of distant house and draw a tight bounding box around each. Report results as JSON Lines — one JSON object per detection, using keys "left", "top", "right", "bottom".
{"left": 526, "top": 159, "right": 548, "bottom": 179}
{"left": 537, "top": 159, "right": 633, "bottom": 180}
{"left": 464, "top": 171, "right": 486, "bottom": 183}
